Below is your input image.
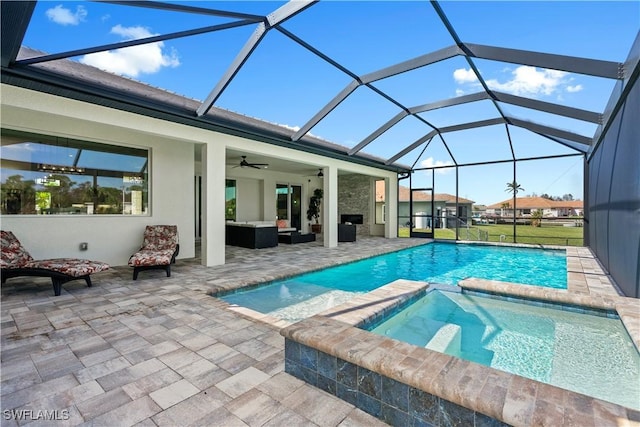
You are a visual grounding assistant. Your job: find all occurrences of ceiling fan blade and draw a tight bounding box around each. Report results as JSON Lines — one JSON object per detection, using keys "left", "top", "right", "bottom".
{"left": 249, "top": 164, "right": 261, "bottom": 169}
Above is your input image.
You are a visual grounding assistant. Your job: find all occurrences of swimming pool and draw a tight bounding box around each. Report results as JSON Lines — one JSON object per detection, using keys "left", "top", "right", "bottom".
{"left": 368, "top": 289, "right": 640, "bottom": 410}
{"left": 220, "top": 242, "right": 567, "bottom": 323}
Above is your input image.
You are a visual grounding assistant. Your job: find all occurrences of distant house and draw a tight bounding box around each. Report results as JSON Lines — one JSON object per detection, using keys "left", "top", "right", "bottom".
{"left": 375, "top": 182, "right": 474, "bottom": 228}
{"left": 473, "top": 204, "right": 488, "bottom": 214}
{"left": 486, "top": 197, "right": 584, "bottom": 218}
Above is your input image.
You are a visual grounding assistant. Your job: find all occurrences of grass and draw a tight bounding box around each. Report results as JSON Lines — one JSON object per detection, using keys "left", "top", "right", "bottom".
{"left": 398, "top": 223, "right": 584, "bottom": 246}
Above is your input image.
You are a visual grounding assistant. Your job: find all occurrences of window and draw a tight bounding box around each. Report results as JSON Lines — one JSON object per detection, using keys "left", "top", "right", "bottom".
{"left": 1, "top": 130, "right": 149, "bottom": 215}
{"left": 276, "top": 184, "right": 289, "bottom": 221}
{"left": 375, "top": 179, "right": 385, "bottom": 224}
{"left": 276, "top": 183, "right": 302, "bottom": 229}
{"left": 225, "top": 179, "right": 236, "bottom": 221}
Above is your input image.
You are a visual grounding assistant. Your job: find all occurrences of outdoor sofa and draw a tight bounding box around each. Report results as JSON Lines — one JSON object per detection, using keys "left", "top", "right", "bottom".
{"left": 226, "top": 221, "right": 279, "bottom": 249}
{"left": 1, "top": 230, "right": 110, "bottom": 296}
{"left": 278, "top": 232, "right": 316, "bottom": 244}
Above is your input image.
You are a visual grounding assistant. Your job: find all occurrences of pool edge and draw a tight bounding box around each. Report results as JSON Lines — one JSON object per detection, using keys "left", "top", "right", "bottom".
{"left": 280, "top": 279, "right": 640, "bottom": 426}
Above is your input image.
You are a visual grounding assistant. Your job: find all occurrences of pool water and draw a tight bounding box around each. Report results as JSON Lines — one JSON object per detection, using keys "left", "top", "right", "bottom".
{"left": 369, "top": 290, "right": 640, "bottom": 410}
{"left": 220, "top": 242, "right": 567, "bottom": 323}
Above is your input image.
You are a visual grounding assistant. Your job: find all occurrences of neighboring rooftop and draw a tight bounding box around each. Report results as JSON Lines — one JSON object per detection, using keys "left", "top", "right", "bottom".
{"left": 376, "top": 182, "right": 474, "bottom": 204}
{"left": 487, "top": 196, "right": 584, "bottom": 210}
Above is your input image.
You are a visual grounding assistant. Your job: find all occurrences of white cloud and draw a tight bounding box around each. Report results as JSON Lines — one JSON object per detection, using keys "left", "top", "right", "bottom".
{"left": 453, "top": 68, "right": 478, "bottom": 84}
{"left": 45, "top": 4, "right": 87, "bottom": 26}
{"left": 79, "top": 25, "right": 180, "bottom": 78}
{"left": 110, "top": 24, "right": 151, "bottom": 40}
{"left": 420, "top": 157, "right": 454, "bottom": 174}
{"left": 454, "top": 65, "right": 581, "bottom": 98}
{"left": 486, "top": 66, "right": 568, "bottom": 96}
{"left": 277, "top": 123, "right": 301, "bottom": 132}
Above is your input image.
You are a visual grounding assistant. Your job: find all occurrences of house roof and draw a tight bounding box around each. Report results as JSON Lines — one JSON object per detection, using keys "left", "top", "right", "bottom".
{"left": 6, "top": 47, "right": 401, "bottom": 173}
{"left": 376, "top": 182, "right": 474, "bottom": 204}
{"left": 487, "top": 197, "right": 584, "bottom": 209}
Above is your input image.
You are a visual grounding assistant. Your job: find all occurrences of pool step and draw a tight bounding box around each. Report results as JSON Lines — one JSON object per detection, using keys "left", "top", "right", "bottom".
{"left": 425, "top": 322, "right": 462, "bottom": 354}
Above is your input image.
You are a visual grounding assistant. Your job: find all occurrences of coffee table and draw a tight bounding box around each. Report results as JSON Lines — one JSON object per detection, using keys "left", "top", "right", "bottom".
{"left": 278, "top": 232, "right": 316, "bottom": 244}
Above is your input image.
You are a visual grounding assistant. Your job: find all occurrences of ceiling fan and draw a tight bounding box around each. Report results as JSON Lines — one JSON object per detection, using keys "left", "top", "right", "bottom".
{"left": 234, "top": 155, "right": 269, "bottom": 169}
{"left": 304, "top": 168, "right": 324, "bottom": 178}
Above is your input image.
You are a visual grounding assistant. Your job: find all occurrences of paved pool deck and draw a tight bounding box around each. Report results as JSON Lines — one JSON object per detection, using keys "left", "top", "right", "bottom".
{"left": 1, "top": 238, "right": 637, "bottom": 426}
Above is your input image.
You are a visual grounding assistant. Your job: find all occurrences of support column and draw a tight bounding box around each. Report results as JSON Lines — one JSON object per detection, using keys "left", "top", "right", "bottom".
{"left": 385, "top": 176, "right": 398, "bottom": 238}
{"left": 262, "top": 177, "right": 276, "bottom": 221}
{"left": 201, "top": 143, "right": 226, "bottom": 266}
{"left": 323, "top": 166, "right": 338, "bottom": 247}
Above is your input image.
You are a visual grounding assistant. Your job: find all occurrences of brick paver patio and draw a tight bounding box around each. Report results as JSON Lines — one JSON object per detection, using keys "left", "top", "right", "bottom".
{"left": 1, "top": 237, "right": 626, "bottom": 426}
{"left": 1, "top": 237, "right": 426, "bottom": 426}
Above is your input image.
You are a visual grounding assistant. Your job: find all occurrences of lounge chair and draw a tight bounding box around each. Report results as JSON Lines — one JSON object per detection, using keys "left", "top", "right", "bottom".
{"left": 1, "top": 230, "right": 110, "bottom": 296}
{"left": 128, "top": 225, "right": 179, "bottom": 280}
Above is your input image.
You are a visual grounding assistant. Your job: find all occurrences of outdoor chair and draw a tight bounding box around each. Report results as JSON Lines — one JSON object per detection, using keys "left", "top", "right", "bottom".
{"left": 1, "top": 230, "right": 110, "bottom": 296}
{"left": 128, "top": 225, "right": 179, "bottom": 280}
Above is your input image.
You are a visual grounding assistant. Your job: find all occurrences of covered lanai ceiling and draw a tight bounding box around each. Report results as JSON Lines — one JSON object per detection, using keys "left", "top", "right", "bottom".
{"left": 1, "top": 1, "right": 639, "bottom": 173}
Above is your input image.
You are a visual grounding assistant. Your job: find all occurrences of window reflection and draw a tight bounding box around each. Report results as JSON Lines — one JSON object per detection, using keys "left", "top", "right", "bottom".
{"left": 1, "top": 130, "right": 149, "bottom": 215}
{"left": 225, "top": 179, "right": 236, "bottom": 221}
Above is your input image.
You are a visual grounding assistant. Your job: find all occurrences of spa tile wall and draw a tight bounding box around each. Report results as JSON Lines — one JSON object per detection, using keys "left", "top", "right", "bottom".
{"left": 284, "top": 340, "right": 508, "bottom": 427}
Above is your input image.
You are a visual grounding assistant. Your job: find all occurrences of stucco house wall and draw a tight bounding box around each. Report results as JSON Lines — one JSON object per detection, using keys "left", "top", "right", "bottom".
{"left": 1, "top": 85, "right": 196, "bottom": 266}
{"left": 2, "top": 84, "right": 400, "bottom": 267}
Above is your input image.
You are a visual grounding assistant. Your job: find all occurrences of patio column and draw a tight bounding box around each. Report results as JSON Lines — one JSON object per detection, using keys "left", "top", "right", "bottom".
{"left": 323, "top": 166, "right": 338, "bottom": 247}
{"left": 201, "top": 143, "right": 226, "bottom": 266}
{"left": 262, "top": 176, "right": 276, "bottom": 221}
{"left": 385, "top": 176, "right": 398, "bottom": 238}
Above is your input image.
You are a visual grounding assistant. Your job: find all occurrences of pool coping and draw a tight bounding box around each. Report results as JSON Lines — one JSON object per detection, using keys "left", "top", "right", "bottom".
{"left": 214, "top": 241, "right": 637, "bottom": 424}
{"left": 280, "top": 279, "right": 640, "bottom": 426}
{"left": 218, "top": 242, "right": 628, "bottom": 331}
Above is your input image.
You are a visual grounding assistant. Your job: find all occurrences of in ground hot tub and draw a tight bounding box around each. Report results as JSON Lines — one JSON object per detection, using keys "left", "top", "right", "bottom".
{"left": 281, "top": 279, "right": 640, "bottom": 426}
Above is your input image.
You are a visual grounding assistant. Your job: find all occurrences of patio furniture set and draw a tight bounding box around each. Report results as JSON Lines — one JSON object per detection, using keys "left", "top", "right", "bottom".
{"left": 1, "top": 225, "right": 179, "bottom": 296}
{"left": 225, "top": 220, "right": 318, "bottom": 249}
{"left": 2, "top": 220, "right": 352, "bottom": 295}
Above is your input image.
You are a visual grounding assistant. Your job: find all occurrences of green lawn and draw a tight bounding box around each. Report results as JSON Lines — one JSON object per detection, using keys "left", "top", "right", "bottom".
{"left": 398, "top": 223, "right": 584, "bottom": 246}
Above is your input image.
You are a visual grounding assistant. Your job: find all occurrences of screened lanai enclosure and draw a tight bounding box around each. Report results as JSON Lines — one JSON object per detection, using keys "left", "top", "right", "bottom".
{"left": 1, "top": 1, "right": 639, "bottom": 297}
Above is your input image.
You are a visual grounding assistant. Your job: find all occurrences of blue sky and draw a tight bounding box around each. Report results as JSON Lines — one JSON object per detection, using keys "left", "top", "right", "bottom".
{"left": 22, "top": 1, "right": 639, "bottom": 205}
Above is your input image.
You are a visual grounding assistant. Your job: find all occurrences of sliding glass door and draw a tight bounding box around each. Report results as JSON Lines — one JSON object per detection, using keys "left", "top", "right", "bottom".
{"left": 276, "top": 183, "right": 302, "bottom": 230}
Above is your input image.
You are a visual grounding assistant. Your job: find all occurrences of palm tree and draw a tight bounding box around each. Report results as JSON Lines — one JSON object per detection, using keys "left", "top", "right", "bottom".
{"left": 500, "top": 202, "right": 511, "bottom": 217}
{"left": 505, "top": 181, "right": 524, "bottom": 195}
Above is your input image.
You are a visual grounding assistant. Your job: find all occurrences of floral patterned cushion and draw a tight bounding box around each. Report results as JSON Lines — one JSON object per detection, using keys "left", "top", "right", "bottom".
{"left": 128, "top": 249, "right": 176, "bottom": 267}
{"left": 140, "top": 225, "right": 179, "bottom": 251}
{"left": 1, "top": 230, "right": 35, "bottom": 268}
{"left": 128, "top": 225, "right": 178, "bottom": 267}
{"left": 1, "top": 230, "right": 110, "bottom": 275}
{"left": 25, "top": 258, "right": 110, "bottom": 277}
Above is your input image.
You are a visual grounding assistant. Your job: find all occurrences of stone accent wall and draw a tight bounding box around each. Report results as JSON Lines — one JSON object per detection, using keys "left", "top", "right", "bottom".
{"left": 338, "top": 174, "right": 371, "bottom": 236}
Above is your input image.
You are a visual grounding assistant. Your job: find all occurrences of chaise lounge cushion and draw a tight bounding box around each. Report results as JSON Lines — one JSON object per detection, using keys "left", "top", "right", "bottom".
{"left": 128, "top": 249, "right": 176, "bottom": 268}
{"left": 1, "top": 231, "right": 34, "bottom": 268}
{"left": 1, "top": 230, "right": 110, "bottom": 295}
{"left": 25, "top": 258, "right": 111, "bottom": 277}
{"left": 128, "top": 225, "right": 179, "bottom": 280}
